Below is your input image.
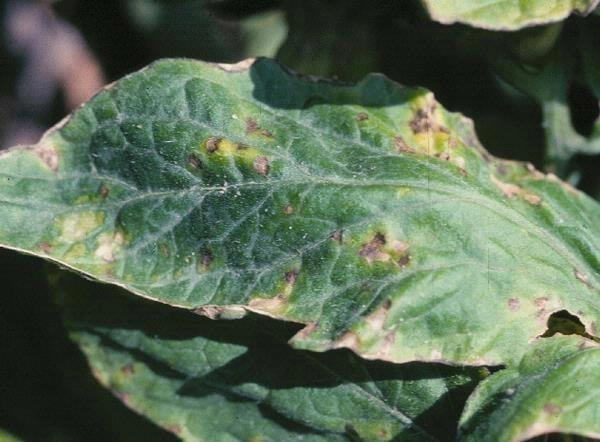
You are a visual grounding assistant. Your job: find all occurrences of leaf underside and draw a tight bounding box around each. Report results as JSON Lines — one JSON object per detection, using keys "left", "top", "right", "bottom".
{"left": 0, "top": 58, "right": 598, "bottom": 368}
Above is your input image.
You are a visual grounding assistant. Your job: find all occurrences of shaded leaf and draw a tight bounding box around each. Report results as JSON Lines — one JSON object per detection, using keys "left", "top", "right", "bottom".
{"left": 422, "top": 0, "right": 599, "bottom": 30}
{"left": 0, "top": 58, "right": 598, "bottom": 366}
{"left": 54, "top": 269, "right": 483, "bottom": 441}
{"left": 458, "top": 336, "right": 599, "bottom": 441}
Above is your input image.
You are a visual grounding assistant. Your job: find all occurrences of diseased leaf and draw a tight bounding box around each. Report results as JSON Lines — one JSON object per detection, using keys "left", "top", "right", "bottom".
{"left": 54, "top": 269, "right": 483, "bottom": 442}
{"left": 458, "top": 336, "right": 600, "bottom": 441}
{"left": 0, "top": 58, "right": 598, "bottom": 366}
{"left": 421, "top": 0, "right": 600, "bottom": 30}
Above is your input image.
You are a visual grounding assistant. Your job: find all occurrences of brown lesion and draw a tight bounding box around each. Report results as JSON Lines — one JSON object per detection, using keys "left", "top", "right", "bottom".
{"left": 187, "top": 153, "right": 202, "bottom": 169}
{"left": 394, "top": 136, "right": 415, "bottom": 153}
{"left": 359, "top": 233, "right": 411, "bottom": 267}
{"left": 330, "top": 229, "right": 343, "bottom": 243}
{"left": 409, "top": 102, "right": 449, "bottom": 134}
{"left": 245, "top": 117, "right": 273, "bottom": 137}
{"left": 253, "top": 156, "right": 270, "bottom": 175}
{"left": 205, "top": 137, "right": 221, "bottom": 153}
{"left": 355, "top": 112, "right": 369, "bottom": 122}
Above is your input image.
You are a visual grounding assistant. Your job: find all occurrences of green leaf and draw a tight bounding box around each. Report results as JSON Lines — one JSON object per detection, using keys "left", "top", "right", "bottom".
{"left": 458, "top": 336, "right": 600, "bottom": 441}
{"left": 54, "top": 269, "right": 483, "bottom": 441}
{"left": 421, "top": 0, "right": 599, "bottom": 30}
{"left": 0, "top": 429, "right": 21, "bottom": 442}
{"left": 0, "top": 58, "right": 598, "bottom": 366}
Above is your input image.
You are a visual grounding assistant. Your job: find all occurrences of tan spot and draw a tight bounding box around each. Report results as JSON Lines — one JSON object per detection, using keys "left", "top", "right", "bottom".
{"left": 95, "top": 230, "right": 125, "bottom": 263}
{"left": 491, "top": 174, "right": 521, "bottom": 198}
{"left": 365, "top": 299, "right": 391, "bottom": 330}
{"left": 58, "top": 211, "right": 105, "bottom": 243}
{"left": 188, "top": 154, "right": 202, "bottom": 169}
{"left": 253, "top": 156, "right": 270, "bottom": 175}
{"left": 39, "top": 242, "right": 53, "bottom": 254}
{"left": 283, "top": 204, "right": 294, "bottom": 214}
{"left": 245, "top": 117, "right": 259, "bottom": 134}
{"left": 508, "top": 298, "right": 520, "bottom": 311}
{"left": 330, "top": 229, "right": 343, "bottom": 243}
{"left": 333, "top": 331, "right": 360, "bottom": 350}
{"left": 216, "top": 58, "right": 256, "bottom": 72}
{"left": 543, "top": 403, "right": 562, "bottom": 416}
{"left": 574, "top": 269, "right": 591, "bottom": 287}
{"left": 355, "top": 112, "right": 369, "bottom": 121}
{"left": 35, "top": 142, "right": 59, "bottom": 172}
{"left": 359, "top": 233, "right": 388, "bottom": 264}
{"left": 121, "top": 364, "right": 134, "bottom": 375}
{"left": 394, "top": 136, "right": 415, "bottom": 153}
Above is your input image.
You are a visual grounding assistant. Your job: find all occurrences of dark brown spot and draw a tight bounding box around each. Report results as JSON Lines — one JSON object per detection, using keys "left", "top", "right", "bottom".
{"left": 98, "top": 183, "right": 110, "bottom": 199}
{"left": 397, "top": 254, "right": 411, "bottom": 267}
{"left": 285, "top": 269, "right": 299, "bottom": 285}
{"left": 436, "top": 152, "right": 451, "bottom": 161}
{"left": 237, "top": 143, "right": 249, "bottom": 150}
{"left": 330, "top": 229, "right": 343, "bottom": 243}
{"left": 356, "top": 112, "right": 369, "bottom": 121}
{"left": 508, "top": 298, "right": 520, "bottom": 311}
{"left": 359, "top": 232, "right": 386, "bottom": 263}
{"left": 382, "top": 298, "right": 392, "bottom": 310}
{"left": 201, "top": 250, "right": 213, "bottom": 269}
{"left": 206, "top": 137, "right": 221, "bottom": 153}
{"left": 345, "top": 424, "right": 359, "bottom": 438}
{"left": 121, "top": 364, "right": 134, "bottom": 375}
{"left": 188, "top": 154, "right": 202, "bottom": 169}
{"left": 284, "top": 204, "right": 294, "bottom": 214}
{"left": 394, "top": 136, "right": 415, "bottom": 153}
{"left": 459, "top": 168, "right": 468, "bottom": 177}
{"left": 261, "top": 129, "right": 273, "bottom": 137}
{"left": 410, "top": 108, "right": 432, "bottom": 133}
{"left": 544, "top": 403, "right": 562, "bottom": 416}
{"left": 245, "top": 117, "right": 259, "bottom": 134}
{"left": 253, "top": 156, "right": 270, "bottom": 175}
{"left": 39, "top": 242, "right": 53, "bottom": 254}
{"left": 160, "top": 243, "right": 170, "bottom": 257}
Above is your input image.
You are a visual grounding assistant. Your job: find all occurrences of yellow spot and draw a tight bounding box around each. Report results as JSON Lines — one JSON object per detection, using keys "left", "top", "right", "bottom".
{"left": 58, "top": 211, "right": 105, "bottom": 243}
{"left": 95, "top": 230, "right": 125, "bottom": 263}
{"left": 396, "top": 187, "right": 411, "bottom": 197}
{"left": 63, "top": 243, "right": 86, "bottom": 260}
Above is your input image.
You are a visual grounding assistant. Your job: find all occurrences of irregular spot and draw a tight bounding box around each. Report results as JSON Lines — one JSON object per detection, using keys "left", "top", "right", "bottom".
{"left": 283, "top": 204, "right": 294, "bottom": 215}
{"left": 355, "top": 112, "right": 369, "bottom": 121}
{"left": 490, "top": 174, "right": 542, "bottom": 205}
{"left": 95, "top": 230, "right": 125, "bottom": 263}
{"left": 330, "top": 229, "right": 343, "bottom": 242}
{"left": 253, "top": 156, "right": 270, "bottom": 175}
{"left": 38, "top": 242, "right": 53, "bottom": 254}
{"left": 534, "top": 297, "right": 549, "bottom": 308}
{"left": 58, "top": 211, "right": 105, "bottom": 243}
{"left": 160, "top": 243, "right": 170, "bottom": 257}
{"left": 197, "top": 250, "right": 213, "bottom": 272}
{"left": 359, "top": 232, "right": 388, "bottom": 264}
{"left": 285, "top": 269, "right": 299, "bottom": 286}
{"left": 216, "top": 58, "right": 256, "bottom": 72}
{"left": 187, "top": 153, "right": 202, "bottom": 169}
{"left": 574, "top": 269, "right": 591, "bottom": 287}
{"left": 333, "top": 331, "right": 360, "bottom": 350}
{"left": 394, "top": 136, "right": 415, "bottom": 153}
{"left": 121, "top": 364, "right": 134, "bottom": 375}
{"left": 245, "top": 117, "right": 259, "bottom": 134}
{"left": 98, "top": 183, "right": 110, "bottom": 199}
{"left": 245, "top": 117, "right": 272, "bottom": 137}
{"left": 34, "top": 142, "right": 59, "bottom": 172}
{"left": 397, "top": 254, "right": 411, "bottom": 267}
{"left": 205, "top": 137, "right": 222, "bottom": 153}
{"left": 409, "top": 101, "right": 448, "bottom": 134}
{"left": 508, "top": 298, "right": 520, "bottom": 311}
{"left": 293, "top": 322, "right": 318, "bottom": 341}
{"left": 491, "top": 175, "right": 521, "bottom": 198}
{"left": 194, "top": 305, "right": 246, "bottom": 320}
{"left": 365, "top": 299, "right": 391, "bottom": 330}
{"left": 543, "top": 403, "right": 562, "bottom": 416}
{"left": 166, "top": 425, "right": 183, "bottom": 437}
{"left": 523, "top": 193, "right": 542, "bottom": 205}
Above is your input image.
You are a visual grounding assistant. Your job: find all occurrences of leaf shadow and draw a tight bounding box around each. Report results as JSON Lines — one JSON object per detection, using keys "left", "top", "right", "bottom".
{"left": 57, "top": 269, "right": 483, "bottom": 441}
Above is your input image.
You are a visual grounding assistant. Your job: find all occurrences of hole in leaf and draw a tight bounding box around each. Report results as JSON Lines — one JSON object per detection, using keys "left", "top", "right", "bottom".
{"left": 567, "top": 82, "right": 599, "bottom": 137}
{"left": 539, "top": 310, "right": 599, "bottom": 342}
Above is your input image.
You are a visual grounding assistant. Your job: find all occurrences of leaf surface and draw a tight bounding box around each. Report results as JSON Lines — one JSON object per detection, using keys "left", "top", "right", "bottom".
{"left": 421, "top": 0, "right": 599, "bottom": 30}
{"left": 458, "top": 336, "right": 600, "bottom": 441}
{"left": 54, "top": 269, "right": 483, "bottom": 441}
{"left": 0, "top": 58, "right": 598, "bottom": 366}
